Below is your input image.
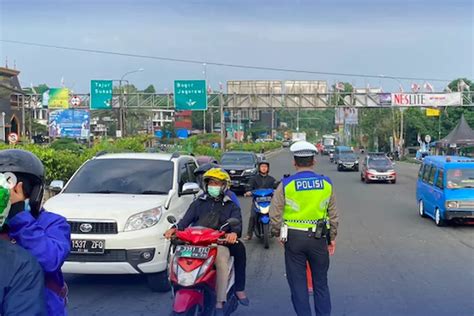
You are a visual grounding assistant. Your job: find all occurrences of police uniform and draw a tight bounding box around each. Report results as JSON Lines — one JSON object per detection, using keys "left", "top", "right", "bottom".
{"left": 270, "top": 141, "right": 339, "bottom": 316}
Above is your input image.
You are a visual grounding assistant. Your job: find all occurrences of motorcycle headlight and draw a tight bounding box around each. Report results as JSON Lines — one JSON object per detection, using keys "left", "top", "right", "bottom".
{"left": 124, "top": 206, "right": 163, "bottom": 232}
{"left": 445, "top": 201, "right": 459, "bottom": 209}
{"left": 355, "top": 160, "right": 359, "bottom": 164}
{"left": 242, "top": 168, "right": 257, "bottom": 176}
{"left": 338, "top": 160, "right": 342, "bottom": 164}
{"left": 260, "top": 206, "right": 270, "bottom": 214}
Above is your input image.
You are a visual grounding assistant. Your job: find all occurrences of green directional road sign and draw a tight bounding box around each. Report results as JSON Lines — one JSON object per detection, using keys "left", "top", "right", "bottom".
{"left": 90, "top": 80, "right": 113, "bottom": 110}
{"left": 174, "top": 80, "right": 207, "bottom": 111}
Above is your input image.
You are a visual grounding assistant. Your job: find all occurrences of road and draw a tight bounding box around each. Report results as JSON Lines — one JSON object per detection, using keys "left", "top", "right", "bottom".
{"left": 66, "top": 149, "right": 474, "bottom": 316}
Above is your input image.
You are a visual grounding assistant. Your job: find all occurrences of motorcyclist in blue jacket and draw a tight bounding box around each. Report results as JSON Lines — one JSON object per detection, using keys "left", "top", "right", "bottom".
{"left": 0, "top": 149, "right": 71, "bottom": 316}
{"left": 0, "top": 170, "right": 46, "bottom": 316}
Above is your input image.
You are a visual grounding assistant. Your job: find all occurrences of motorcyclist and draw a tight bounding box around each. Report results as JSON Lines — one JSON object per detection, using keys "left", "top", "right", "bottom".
{"left": 0, "top": 149, "right": 71, "bottom": 316}
{"left": 193, "top": 164, "right": 249, "bottom": 305}
{"left": 0, "top": 173, "right": 47, "bottom": 316}
{"left": 244, "top": 160, "right": 276, "bottom": 240}
{"left": 164, "top": 168, "right": 242, "bottom": 315}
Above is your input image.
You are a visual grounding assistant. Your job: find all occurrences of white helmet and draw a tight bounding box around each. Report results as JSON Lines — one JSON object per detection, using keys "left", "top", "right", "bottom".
{"left": 290, "top": 141, "right": 317, "bottom": 157}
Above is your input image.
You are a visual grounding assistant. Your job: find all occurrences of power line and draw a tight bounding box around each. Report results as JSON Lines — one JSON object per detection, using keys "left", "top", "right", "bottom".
{"left": 1, "top": 39, "right": 451, "bottom": 82}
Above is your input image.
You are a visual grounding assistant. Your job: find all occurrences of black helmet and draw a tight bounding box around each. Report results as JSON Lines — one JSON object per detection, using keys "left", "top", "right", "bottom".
{"left": 0, "top": 149, "right": 45, "bottom": 216}
{"left": 258, "top": 159, "right": 270, "bottom": 172}
{"left": 194, "top": 162, "right": 220, "bottom": 177}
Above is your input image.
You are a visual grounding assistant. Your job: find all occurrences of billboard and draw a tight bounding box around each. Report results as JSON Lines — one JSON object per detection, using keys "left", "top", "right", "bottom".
{"left": 48, "top": 88, "right": 69, "bottom": 109}
{"left": 391, "top": 92, "right": 462, "bottom": 107}
{"left": 335, "top": 108, "right": 358, "bottom": 125}
{"left": 49, "top": 109, "right": 90, "bottom": 139}
{"left": 90, "top": 80, "right": 113, "bottom": 109}
{"left": 174, "top": 80, "right": 207, "bottom": 110}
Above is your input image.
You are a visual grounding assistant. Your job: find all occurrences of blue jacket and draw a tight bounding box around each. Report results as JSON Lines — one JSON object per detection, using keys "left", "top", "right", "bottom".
{"left": 0, "top": 238, "right": 46, "bottom": 316}
{"left": 8, "top": 210, "right": 71, "bottom": 316}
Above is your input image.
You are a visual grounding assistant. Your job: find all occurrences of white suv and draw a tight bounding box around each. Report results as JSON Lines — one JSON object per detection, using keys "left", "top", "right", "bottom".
{"left": 43, "top": 152, "right": 199, "bottom": 292}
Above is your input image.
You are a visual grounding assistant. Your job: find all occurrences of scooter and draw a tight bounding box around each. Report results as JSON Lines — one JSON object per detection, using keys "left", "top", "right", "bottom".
{"left": 167, "top": 216, "right": 240, "bottom": 316}
{"left": 251, "top": 188, "right": 274, "bottom": 249}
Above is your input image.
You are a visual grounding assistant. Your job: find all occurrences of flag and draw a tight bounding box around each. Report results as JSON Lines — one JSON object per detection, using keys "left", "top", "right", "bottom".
{"left": 335, "top": 82, "right": 345, "bottom": 91}
{"left": 411, "top": 83, "right": 420, "bottom": 92}
{"left": 458, "top": 80, "right": 470, "bottom": 91}
{"left": 424, "top": 82, "right": 434, "bottom": 92}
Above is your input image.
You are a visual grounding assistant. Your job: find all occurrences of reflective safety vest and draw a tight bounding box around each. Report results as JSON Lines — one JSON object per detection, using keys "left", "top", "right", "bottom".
{"left": 282, "top": 171, "right": 332, "bottom": 229}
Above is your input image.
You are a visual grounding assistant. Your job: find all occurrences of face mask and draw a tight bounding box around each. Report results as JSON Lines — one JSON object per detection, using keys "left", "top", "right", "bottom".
{"left": 0, "top": 174, "right": 11, "bottom": 228}
{"left": 207, "top": 185, "right": 222, "bottom": 198}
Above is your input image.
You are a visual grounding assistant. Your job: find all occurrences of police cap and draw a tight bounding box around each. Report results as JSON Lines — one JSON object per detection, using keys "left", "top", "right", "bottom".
{"left": 290, "top": 141, "right": 317, "bottom": 157}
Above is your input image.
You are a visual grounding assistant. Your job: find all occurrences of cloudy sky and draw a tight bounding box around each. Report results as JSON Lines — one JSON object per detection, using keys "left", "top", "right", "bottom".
{"left": 0, "top": 0, "right": 472, "bottom": 92}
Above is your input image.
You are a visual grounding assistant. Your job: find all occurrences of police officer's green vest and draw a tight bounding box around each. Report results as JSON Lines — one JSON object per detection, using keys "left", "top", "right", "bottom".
{"left": 282, "top": 171, "right": 332, "bottom": 229}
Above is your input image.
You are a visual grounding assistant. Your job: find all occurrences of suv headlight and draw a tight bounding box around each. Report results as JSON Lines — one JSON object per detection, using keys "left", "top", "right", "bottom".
{"left": 242, "top": 168, "right": 257, "bottom": 176}
{"left": 445, "top": 201, "right": 459, "bottom": 209}
{"left": 124, "top": 206, "right": 163, "bottom": 232}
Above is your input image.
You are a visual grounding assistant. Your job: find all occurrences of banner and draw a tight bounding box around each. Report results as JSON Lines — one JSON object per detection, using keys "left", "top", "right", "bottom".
{"left": 426, "top": 108, "right": 440, "bottom": 117}
{"left": 49, "top": 109, "right": 90, "bottom": 139}
{"left": 391, "top": 92, "right": 462, "bottom": 107}
{"left": 335, "top": 108, "right": 358, "bottom": 125}
{"left": 48, "top": 88, "right": 69, "bottom": 109}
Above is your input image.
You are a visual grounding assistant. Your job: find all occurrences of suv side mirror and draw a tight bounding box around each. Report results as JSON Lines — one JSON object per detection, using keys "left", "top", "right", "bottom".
{"left": 49, "top": 180, "right": 64, "bottom": 194}
{"left": 181, "top": 182, "right": 200, "bottom": 196}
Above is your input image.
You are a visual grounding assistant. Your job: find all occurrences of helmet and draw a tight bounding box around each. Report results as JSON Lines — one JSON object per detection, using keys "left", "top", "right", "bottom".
{"left": 290, "top": 141, "right": 317, "bottom": 157}
{"left": 0, "top": 149, "right": 45, "bottom": 216}
{"left": 203, "top": 168, "right": 231, "bottom": 193}
{"left": 258, "top": 159, "right": 270, "bottom": 172}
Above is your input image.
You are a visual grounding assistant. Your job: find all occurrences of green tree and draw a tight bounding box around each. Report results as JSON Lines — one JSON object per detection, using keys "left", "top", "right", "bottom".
{"left": 143, "top": 84, "right": 156, "bottom": 94}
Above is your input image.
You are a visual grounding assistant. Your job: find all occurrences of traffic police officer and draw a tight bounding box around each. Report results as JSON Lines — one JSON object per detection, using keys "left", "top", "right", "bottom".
{"left": 270, "top": 141, "right": 339, "bottom": 316}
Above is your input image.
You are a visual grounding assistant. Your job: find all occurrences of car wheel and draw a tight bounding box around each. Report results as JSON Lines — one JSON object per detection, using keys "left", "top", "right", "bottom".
{"left": 391, "top": 179, "right": 397, "bottom": 184}
{"left": 434, "top": 208, "right": 446, "bottom": 227}
{"left": 365, "top": 177, "right": 371, "bottom": 184}
{"left": 418, "top": 200, "right": 427, "bottom": 217}
{"left": 337, "top": 165, "right": 341, "bottom": 171}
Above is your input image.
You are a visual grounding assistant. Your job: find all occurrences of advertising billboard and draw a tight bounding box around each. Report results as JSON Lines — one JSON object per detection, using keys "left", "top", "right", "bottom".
{"left": 48, "top": 88, "right": 69, "bottom": 109}
{"left": 49, "top": 109, "right": 90, "bottom": 139}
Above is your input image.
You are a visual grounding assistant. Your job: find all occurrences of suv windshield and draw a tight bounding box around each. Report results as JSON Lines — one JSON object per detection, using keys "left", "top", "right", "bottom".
{"left": 221, "top": 154, "right": 255, "bottom": 165}
{"left": 368, "top": 158, "right": 392, "bottom": 168}
{"left": 340, "top": 153, "right": 357, "bottom": 160}
{"left": 64, "top": 159, "right": 174, "bottom": 194}
{"left": 446, "top": 168, "right": 474, "bottom": 189}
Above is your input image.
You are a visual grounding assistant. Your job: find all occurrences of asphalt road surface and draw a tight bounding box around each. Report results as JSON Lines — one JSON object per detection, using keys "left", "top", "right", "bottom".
{"left": 66, "top": 149, "right": 473, "bottom": 316}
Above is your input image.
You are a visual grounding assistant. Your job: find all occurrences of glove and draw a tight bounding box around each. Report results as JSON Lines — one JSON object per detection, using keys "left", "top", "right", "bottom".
{"left": 7, "top": 201, "right": 26, "bottom": 221}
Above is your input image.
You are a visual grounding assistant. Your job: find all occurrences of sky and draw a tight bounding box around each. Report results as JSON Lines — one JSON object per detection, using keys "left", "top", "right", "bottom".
{"left": 0, "top": 0, "right": 472, "bottom": 93}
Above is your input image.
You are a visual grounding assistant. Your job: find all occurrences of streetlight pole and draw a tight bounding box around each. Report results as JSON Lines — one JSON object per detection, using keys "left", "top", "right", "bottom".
{"left": 119, "top": 68, "right": 144, "bottom": 137}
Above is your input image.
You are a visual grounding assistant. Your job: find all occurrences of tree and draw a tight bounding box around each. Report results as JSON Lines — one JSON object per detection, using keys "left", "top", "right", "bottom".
{"left": 143, "top": 84, "right": 156, "bottom": 94}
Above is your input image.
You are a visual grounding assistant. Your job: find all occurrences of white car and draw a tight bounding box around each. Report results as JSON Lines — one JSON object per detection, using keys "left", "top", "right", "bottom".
{"left": 43, "top": 152, "right": 200, "bottom": 292}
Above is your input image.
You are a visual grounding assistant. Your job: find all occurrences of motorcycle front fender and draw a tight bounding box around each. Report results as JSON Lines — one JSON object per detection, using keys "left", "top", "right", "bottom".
{"left": 173, "top": 289, "right": 204, "bottom": 313}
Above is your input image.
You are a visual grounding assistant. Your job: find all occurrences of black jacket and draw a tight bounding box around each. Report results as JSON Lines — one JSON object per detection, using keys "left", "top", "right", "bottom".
{"left": 177, "top": 195, "right": 243, "bottom": 237}
{"left": 0, "top": 238, "right": 46, "bottom": 316}
{"left": 247, "top": 173, "right": 276, "bottom": 191}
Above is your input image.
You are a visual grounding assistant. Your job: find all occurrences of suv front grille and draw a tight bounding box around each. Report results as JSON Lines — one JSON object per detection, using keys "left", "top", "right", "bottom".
{"left": 68, "top": 221, "right": 118, "bottom": 234}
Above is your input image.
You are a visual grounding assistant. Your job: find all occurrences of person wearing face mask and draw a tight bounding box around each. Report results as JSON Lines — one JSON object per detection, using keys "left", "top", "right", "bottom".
{"left": 0, "top": 149, "right": 71, "bottom": 316}
{"left": 193, "top": 164, "right": 250, "bottom": 306}
{"left": 164, "top": 168, "right": 242, "bottom": 315}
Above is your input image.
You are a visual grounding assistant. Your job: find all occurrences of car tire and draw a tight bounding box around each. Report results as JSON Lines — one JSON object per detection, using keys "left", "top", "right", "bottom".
{"left": 337, "top": 165, "right": 341, "bottom": 171}
{"left": 418, "top": 200, "right": 427, "bottom": 218}
{"left": 365, "top": 176, "right": 371, "bottom": 184}
{"left": 391, "top": 179, "right": 397, "bottom": 184}
{"left": 434, "top": 208, "right": 446, "bottom": 227}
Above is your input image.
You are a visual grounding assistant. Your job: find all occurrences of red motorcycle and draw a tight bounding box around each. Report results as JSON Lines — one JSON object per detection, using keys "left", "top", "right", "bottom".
{"left": 167, "top": 216, "right": 240, "bottom": 316}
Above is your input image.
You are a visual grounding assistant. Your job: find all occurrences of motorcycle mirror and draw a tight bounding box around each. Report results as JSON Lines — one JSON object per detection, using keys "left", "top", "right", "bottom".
{"left": 283, "top": 174, "right": 290, "bottom": 178}
{"left": 167, "top": 215, "right": 177, "bottom": 224}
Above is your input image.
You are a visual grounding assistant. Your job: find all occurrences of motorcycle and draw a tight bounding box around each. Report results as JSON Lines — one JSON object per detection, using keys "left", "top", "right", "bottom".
{"left": 167, "top": 216, "right": 240, "bottom": 316}
{"left": 329, "top": 152, "right": 335, "bottom": 163}
{"left": 251, "top": 188, "right": 274, "bottom": 249}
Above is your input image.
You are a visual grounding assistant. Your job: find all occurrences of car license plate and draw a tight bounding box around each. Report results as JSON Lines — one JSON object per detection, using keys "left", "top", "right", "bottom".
{"left": 377, "top": 176, "right": 387, "bottom": 180}
{"left": 175, "top": 245, "right": 210, "bottom": 259}
{"left": 71, "top": 239, "right": 105, "bottom": 254}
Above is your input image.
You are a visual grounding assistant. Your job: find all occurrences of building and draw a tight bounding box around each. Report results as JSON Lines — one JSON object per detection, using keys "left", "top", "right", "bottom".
{"left": 0, "top": 66, "right": 24, "bottom": 140}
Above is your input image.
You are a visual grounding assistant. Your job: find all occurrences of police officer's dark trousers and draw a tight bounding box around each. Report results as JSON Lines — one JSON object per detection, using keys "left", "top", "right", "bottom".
{"left": 284, "top": 230, "right": 331, "bottom": 316}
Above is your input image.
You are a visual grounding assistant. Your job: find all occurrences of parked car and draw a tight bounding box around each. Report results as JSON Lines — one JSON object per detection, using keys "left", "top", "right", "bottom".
{"left": 361, "top": 154, "right": 396, "bottom": 183}
{"left": 43, "top": 152, "right": 199, "bottom": 292}
{"left": 220, "top": 151, "right": 258, "bottom": 193}
{"left": 416, "top": 156, "right": 474, "bottom": 226}
{"left": 196, "top": 155, "right": 219, "bottom": 166}
{"left": 337, "top": 152, "right": 359, "bottom": 171}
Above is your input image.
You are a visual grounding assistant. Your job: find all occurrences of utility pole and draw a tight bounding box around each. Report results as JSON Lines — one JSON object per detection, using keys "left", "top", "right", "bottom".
{"left": 219, "top": 93, "right": 225, "bottom": 151}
